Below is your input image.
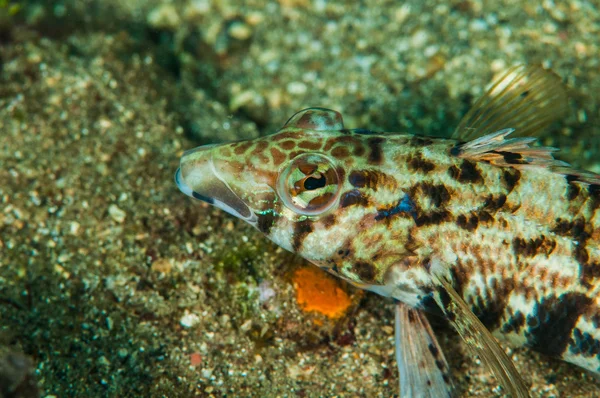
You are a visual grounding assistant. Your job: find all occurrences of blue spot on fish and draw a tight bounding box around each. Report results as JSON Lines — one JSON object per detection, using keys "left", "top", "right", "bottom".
{"left": 375, "top": 194, "right": 417, "bottom": 221}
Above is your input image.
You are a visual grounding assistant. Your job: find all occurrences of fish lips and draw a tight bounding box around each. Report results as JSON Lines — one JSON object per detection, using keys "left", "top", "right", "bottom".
{"left": 175, "top": 147, "right": 257, "bottom": 224}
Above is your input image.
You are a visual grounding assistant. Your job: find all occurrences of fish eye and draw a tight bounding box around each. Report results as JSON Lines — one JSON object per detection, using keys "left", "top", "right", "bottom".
{"left": 277, "top": 153, "right": 342, "bottom": 215}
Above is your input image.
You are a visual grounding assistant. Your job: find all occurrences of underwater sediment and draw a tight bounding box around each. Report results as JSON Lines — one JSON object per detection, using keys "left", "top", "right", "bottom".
{"left": 1, "top": 0, "right": 600, "bottom": 396}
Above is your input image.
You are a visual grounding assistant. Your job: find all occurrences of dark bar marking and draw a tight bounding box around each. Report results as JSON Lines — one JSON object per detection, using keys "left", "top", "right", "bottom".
{"left": 525, "top": 293, "right": 592, "bottom": 357}
{"left": 367, "top": 137, "right": 385, "bottom": 164}
{"left": 566, "top": 181, "right": 581, "bottom": 201}
{"left": 292, "top": 219, "right": 313, "bottom": 251}
{"left": 590, "top": 184, "right": 600, "bottom": 210}
{"left": 448, "top": 160, "right": 484, "bottom": 184}
{"left": 256, "top": 211, "right": 277, "bottom": 235}
{"left": 421, "top": 183, "right": 451, "bottom": 207}
{"left": 407, "top": 154, "right": 436, "bottom": 173}
{"left": 503, "top": 169, "right": 521, "bottom": 193}
{"left": 415, "top": 210, "right": 451, "bottom": 227}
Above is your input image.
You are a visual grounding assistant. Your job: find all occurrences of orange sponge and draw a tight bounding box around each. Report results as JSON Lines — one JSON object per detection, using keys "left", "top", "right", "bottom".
{"left": 293, "top": 267, "right": 351, "bottom": 319}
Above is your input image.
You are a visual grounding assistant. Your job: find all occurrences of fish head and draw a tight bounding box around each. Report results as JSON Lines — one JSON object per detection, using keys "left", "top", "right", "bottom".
{"left": 176, "top": 107, "right": 348, "bottom": 221}
{"left": 176, "top": 108, "right": 412, "bottom": 284}
{"left": 177, "top": 109, "right": 353, "bottom": 243}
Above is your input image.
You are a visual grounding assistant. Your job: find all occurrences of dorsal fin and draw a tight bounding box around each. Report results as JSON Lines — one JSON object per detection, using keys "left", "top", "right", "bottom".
{"left": 452, "top": 128, "right": 600, "bottom": 184}
{"left": 452, "top": 65, "right": 568, "bottom": 141}
{"left": 451, "top": 65, "right": 600, "bottom": 185}
{"left": 451, "top": 128, "right": 568, "bottom": 168}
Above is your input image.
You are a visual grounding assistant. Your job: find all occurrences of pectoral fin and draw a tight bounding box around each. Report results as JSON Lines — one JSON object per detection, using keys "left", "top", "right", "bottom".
{"left": 430, "top": 272, "right": 530, "bottom": 398}
{"left": 394, "top": 302, "right": 454, "bottom": 398}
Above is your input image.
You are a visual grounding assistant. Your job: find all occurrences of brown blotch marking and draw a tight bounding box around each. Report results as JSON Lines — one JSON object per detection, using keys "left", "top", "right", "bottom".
{"left": 503, "top": 169, "right": 521, "bottom": 193}
{"left": 566, "top": 180, "right": 581, "bottom": 201}
{"left": 227, "top": 161, "right": 246, "bottom": 172}
{"left": 340, "top": 189, "right": 369, "bottom": 208}
{"left": 477, "top": 210, "right": 494, "bottom": 223}
{"left": 512, "top": 235, "right": 556, "bottom": 257}
{"left": 323, "top": 135, "right": 355, "bottom": 151}
{"left": 270, "top": 147, "right": 286, "bottom": 164}
{"left": 292, "top": 219, "right": 313, "bottom": 252}
{"left": 233, "top": 141, "right": 253, "bottom": 155}
{"left": 590, "top": 184, "right": 600, "bottom": 210}
{"left": 348, "top": 169, "right": 396, "bottom": 190}
{"left": 551, "top": 218, "right": 590, "bottom": 242}
{"left": 348, "top": 170, "right": 367, "bottom": 188}
{"left": 320, "top": 214, "right": 337, "bottom": 228}
{"left": 251, "top": 140, "right": 269, "bottom": 156}
{"left": 580, "top": 261, "right": 600, "bottom": 287}
{"left": 413, "top": 182, "right": 451, "bottom": 208}
{"left": 415, "top": 210, "right": 451, "bottom": 227}
{"left": 448, "top": 160, "right": 484, "bottom": 184}
{"left": 275, "top": 132, "right": 299, "bottom": 140}
{"left": 353, "top": 144, "right": 366, "bottom": 156}
{"left": 483, "top": 194, "right": 507, "bottom": 211}
{"left": 279, "top": 140, "right": 297, "bottom": 150}
{"left": 367, "top": 137, "right": 385, "bottom": 164}
{"left": 351, "top": 261, "right": 377, "bottom": 282}
{"left": 298, "top": 140, "right": 322, "bottom": 150}
{"left": 456, "top": 213, "right": 479, "bottom": 231}
{"left": 331, "top": 146, "right": 350, "bottom": 158}
{"left": 407, "top": 153, "right": 436, "bottom": 173}
{"left": 256, "top": 212, "right": 277, "bottom": 235}
{"left": 524, "top": 293, "right": 592, "bottom": 357}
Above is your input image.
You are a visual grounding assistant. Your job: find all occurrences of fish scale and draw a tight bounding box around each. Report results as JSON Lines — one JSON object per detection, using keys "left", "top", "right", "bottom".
{"left": 176, "top": 65, "right": 600, "bottom": 397}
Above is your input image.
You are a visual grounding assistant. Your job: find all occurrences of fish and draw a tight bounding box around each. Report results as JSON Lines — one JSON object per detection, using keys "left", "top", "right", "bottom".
{"left": 176, "top": 65, "right": 600, "bottom": 397}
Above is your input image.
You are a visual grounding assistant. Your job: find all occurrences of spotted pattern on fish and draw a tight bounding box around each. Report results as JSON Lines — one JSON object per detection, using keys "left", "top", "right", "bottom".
{"left": 178, "top": 61, "right": 600, "bottom": 398}
{"left": 179, "top": 115, "right": 600, "bottom": 377}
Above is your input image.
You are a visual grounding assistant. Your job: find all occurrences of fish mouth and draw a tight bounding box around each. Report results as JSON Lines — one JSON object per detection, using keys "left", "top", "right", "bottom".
{"left": 175, "top": 147, "right": 257, "bottom": 224}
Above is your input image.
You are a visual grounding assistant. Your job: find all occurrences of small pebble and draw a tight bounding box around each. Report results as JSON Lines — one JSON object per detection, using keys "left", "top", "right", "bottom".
{"left": 108, "top": 204, "right": 126, "bottom": 223}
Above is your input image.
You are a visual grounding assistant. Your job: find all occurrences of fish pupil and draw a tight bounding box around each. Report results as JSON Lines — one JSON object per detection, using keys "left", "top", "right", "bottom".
{"left": 303, "top": 174, "right": 326, "bottom": 190}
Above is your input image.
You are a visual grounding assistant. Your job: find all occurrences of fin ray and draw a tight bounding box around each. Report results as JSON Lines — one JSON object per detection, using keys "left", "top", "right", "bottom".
{"left": 452, "top": 65, "right": 568, "bottom": 141}
{"left": 395, "top": 302, "right": 454, "bottom": 398}
{"left": 429, "top": 264, "right": 530, "bottom": 398}
{"left": 452, "top": 128, "right": 600, "bottom": 184}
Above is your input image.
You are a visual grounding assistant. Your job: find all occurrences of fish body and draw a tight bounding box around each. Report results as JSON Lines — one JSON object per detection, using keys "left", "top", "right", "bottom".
{"left": 176, "top": 66, "right": 600, "bottom": 396}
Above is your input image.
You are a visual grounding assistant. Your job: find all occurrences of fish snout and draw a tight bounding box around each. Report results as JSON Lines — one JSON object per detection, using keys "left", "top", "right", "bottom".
{"left": 176, "top": 145, "right": 256, "bottom": 223}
